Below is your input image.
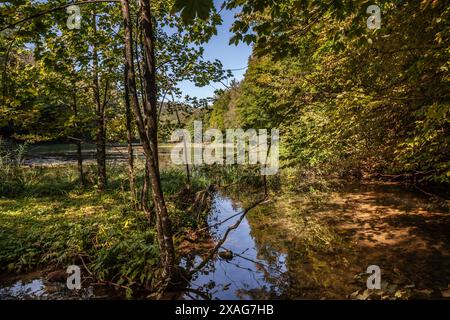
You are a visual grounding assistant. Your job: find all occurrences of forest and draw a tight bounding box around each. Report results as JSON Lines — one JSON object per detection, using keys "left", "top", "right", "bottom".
{"left": 0, "top": 0, "right": 449, "bottom": 301}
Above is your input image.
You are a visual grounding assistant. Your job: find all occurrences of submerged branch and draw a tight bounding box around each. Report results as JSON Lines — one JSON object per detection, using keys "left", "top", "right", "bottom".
{"left": 188, "top": 197, "right": 269, "bottom": 276}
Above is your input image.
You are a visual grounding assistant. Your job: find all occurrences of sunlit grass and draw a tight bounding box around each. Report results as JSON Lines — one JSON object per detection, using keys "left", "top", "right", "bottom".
{"left": 0, "top": 163, "right": 211, "bottom": 295}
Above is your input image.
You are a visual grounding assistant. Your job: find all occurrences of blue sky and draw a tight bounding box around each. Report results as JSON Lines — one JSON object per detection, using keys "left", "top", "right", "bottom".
{"left": 177, "top": 5, "right": 253, "bottom": 100}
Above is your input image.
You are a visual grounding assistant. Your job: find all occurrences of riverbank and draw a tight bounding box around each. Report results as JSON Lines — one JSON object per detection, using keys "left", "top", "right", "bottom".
{"left": 1, "top": 162, "right": 449, "bottom": 299}
{"left": 0, "top": 163, "right": 212, "bottom": 298}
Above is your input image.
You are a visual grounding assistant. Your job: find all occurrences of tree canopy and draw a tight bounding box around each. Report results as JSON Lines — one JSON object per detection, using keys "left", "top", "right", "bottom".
{"left": 207, "top": 0, "right": 449, "bottom": 183}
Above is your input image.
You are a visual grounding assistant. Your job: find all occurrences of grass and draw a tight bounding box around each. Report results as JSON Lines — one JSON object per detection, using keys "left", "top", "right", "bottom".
{"left": 0, "top": 162, "right": 212, "bottom": 296}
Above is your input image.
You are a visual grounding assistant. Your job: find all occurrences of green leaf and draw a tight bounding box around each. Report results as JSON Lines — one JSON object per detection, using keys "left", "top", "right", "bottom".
{"left": 172, "top": 0, "right": 214, "bottom": 24}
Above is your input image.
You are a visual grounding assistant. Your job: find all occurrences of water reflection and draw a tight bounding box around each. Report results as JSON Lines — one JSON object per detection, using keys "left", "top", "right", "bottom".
{"left": 184, "top": 184, "right": 450, "bottom": 300}
{"left": 183, "top": 192, "right": 288, "bottom": 300}
{"left": 0, "top": 278, "right": 99, "bottom": 300}
{"left": 0, "top": 279, "right": 46, "bottom": 299}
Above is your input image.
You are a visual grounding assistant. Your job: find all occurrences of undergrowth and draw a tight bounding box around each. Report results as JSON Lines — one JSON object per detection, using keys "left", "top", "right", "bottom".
{"left": 0, "top": 162, "right": 213, "bottom": 297}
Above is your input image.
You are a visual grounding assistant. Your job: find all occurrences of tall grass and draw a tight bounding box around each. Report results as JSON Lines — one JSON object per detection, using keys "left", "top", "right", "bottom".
{"left": 0, "top": 138, "right": 30, "bottom": 195}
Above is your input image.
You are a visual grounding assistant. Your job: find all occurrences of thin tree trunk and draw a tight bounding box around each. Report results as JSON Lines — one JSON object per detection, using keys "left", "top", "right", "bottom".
{"left": 124, "top": 65, "right": 137, "bottom": 206}
{"left": 120, "top": 0, "right": 176, "bottom": 281}
{"left": 174, "top": 102, "right": 191, "bottom": 186}
{"left": 139, "top": 0, "right": 176, "bottom": 280}
{"left": 76, "top": 141, "right": 84, "bottom": 186}
{"left": 141, "top": 159, "right": 152, "bottom": 217}
{"left": 72, "top": 87, "right": 84, "bottom": 187}
{"left": 92, "top": 12, "right": 107, "bottom": 190}
{"left": 135, "top": 5, "right": 151, "bottom": 211}
{"left": 262, "top": 142, "right": 272, "bottom": 197}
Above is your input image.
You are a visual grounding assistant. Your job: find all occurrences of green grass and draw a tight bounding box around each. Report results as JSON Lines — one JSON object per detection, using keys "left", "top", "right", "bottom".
{"left": 0, "top": 163, "right": 211, "bottom": 296}
{"left": 0, "top": 189, "right": 157, "bottom": 277}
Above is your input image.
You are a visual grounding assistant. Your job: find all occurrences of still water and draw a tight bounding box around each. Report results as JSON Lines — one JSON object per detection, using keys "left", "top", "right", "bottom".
{"left": 183, "top": 192, "right": 289, "bottom": 299}
{"left": 1, "top": 184, "right": 449, "bottom": 299}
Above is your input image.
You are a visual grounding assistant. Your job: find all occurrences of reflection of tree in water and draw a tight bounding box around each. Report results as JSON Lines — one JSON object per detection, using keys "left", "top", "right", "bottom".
{"left": 225, "top": 246, "right": 289, "bottom": 299}
{"left": 184, "top": 249, "right": 289, "bottom": 300}
{"left": 180, "top": 192, "right": 287, "bottom": 299}
{"left": 181, "top": 185, "right": 449, "bottom": 300}
{"left": 181, "top": 191, "right": 358, "bottom": 299}
{"left": 243, "top": 203, "right": 359, "bottom": 299}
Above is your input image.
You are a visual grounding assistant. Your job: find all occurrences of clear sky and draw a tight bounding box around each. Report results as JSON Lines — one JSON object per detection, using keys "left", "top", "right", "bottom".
{"left": 177, "top": 4, "right": 253, "bottom": 100}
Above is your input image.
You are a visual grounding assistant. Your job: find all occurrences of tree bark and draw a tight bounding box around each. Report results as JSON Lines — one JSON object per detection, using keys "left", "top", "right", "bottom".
{"left": 139, "top": 0, "right": 176, "bottom": 280}
{"left": 123, "top": 64, "right": 137, "bottom": 206}
{"left": 174, "top": 102, "right": 191, "bottom": 186}
{"left": 72, "top": 87, "right": 84, "bottom": 187}
{"left": 92, "top": 12, "right": 107, "bottom": 190}
{"left": 141, "top": 158, "right": 152, "bottom": 218}
{"left": 120, "top": 0, "right": 176, "bottom": 281}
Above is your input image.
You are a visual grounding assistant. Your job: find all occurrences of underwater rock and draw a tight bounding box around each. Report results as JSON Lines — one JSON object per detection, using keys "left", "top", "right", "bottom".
{"left": 218, "top": 250, "right": 233, "bottom": 260}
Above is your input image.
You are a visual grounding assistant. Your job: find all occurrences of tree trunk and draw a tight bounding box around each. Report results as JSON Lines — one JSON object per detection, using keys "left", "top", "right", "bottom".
{"left": 123, "top": 65, "right": 137, "bottom": 206}
{"left": 139, "top": 0, "right": 176, "bottom": 280}
{"left": 92, "top": 12, "right": 107, "bottom": 190}
{"left": 141, "top": 159, "right": 152, "bottom": 218}
{"left": 76, "top": 141, "right": 84, "bottom": 186}
{"left": 120, "top": 0, "right": 176, "bottom": 282}
{"left": 72, "top": 87, "right": 84, "bottom": 187}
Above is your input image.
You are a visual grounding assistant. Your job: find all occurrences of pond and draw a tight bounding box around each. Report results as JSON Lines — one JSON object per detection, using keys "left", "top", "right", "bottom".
{"left": 1, "top": 183, "right": 449, "bottom": 299}
{"left": 181, "top": 184, "right": 450, "bottom": 299}
{"left": 182, "top": 192, "right": 289, "bottom": 299}
{"left": 23, "top": 143, "right": 172, "bottom": 167}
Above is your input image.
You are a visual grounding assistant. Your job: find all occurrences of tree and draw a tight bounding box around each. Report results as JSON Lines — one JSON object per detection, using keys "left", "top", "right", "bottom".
{"left": 1, "top": 0, "right": 231, "bottom": 284}
{"left": 202, "top": 0, "right": 450, "bottom": 183}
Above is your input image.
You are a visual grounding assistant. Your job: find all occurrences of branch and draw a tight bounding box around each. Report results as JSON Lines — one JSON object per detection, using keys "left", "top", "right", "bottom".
{"left": 188, "top": 197, "right": 270, "bottom": 276}
{"left": 0, "top": 0, "right": 120, "bottom": 32}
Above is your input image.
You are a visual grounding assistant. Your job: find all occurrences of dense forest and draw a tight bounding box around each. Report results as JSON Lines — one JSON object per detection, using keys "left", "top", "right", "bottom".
{"left": 0, "top": 0, "right": 449, "bottom": 301}
{"left": 207, "top": 0, "right": 450, "bottom": 185}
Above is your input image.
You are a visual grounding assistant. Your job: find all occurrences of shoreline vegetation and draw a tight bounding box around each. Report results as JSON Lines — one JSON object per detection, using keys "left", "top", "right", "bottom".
{"left": 1, "top": 146, "right": 448, "bottom": 298}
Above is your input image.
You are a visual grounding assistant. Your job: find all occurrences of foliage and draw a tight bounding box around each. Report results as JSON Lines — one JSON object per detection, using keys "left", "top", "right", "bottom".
{"left": 0, "top": 138, "right": 29, "bottom": 194}
{"left": 171, "top": 0, "right": 215, "bottom": 24}
{"left": 207, "top": 80, "right": 241, "bottom": 130}
{"left": 0, "top": 163, "right": 213, "bottom": 295}
{"left": 0, "top": 0, "right": 230, "bottom": 145}
{"left": 207, "top": 0, "right": 450, "bottom": 184}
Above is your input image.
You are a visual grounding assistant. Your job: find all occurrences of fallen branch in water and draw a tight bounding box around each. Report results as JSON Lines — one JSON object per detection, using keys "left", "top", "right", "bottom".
{"left": 195, "top": 207, "right": 249, "bottom": 233}
{"left": 188, "top": 197, "right": 270, "bottom": 276}
{"left": 221, "top": 246, "right": 284, "bottom": 276}
{"left": 413, "top": 184, "right": 449, "bottom": 204}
